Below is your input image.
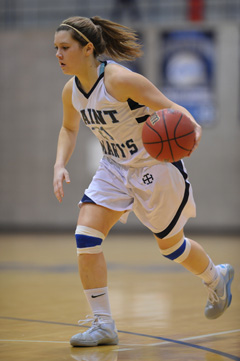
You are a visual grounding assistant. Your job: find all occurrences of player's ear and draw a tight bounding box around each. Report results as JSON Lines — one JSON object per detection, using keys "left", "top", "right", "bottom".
{"left": 84, "top": 42, "right": 94, "bottom": 56}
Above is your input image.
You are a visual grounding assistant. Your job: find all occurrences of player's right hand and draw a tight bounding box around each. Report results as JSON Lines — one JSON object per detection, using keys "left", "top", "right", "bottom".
{"left": 53, "top": 165, "right": 71, "bottom": 203}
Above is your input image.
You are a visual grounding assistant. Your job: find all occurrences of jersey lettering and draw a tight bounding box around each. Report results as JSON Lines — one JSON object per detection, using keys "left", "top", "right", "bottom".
{"left": 126, "top": 139, "right": 138, "bottom": 155}
{"left": 92, "top": 110, "right": 106, "bottom": 125}
{"left": 99, "top": 138, "right": 138, "bottom": 159}
{"left": 92, "top": 127, "right": 114, "bottom": 141}
{"left": 80, "top": 109, "right": 91, "bottom": 125}
{"left": 100, "top": 140, "right": 126, "bottom": 158}
{"left": 81, "top": 109, "right": 120, "bottom": 125}
{"left": 103, "top": 110, "right": 119, "bottom": 123}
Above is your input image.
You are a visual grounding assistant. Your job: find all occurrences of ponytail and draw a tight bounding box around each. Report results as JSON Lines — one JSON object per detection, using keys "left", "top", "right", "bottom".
{"left": 57, "top": 16, "right": 143, "bottom": 62}
{"left": 90, "top": 16, "right": 142, "bottom": 61}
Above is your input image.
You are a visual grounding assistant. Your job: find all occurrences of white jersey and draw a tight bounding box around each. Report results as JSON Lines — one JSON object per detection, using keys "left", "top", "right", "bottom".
{"left": 72, "top": 60, "right": 196, "bottom": 237}
{"left": 72, "top": 60, "right": 158, "bottom": 167}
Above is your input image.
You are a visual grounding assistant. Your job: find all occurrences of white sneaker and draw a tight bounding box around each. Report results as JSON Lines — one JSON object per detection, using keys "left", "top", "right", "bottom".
{"left": 204, "top": 264, "right": 234, "bottom": 319}
{"left": 70, "top": 316, "right": 119, "bottom": 347}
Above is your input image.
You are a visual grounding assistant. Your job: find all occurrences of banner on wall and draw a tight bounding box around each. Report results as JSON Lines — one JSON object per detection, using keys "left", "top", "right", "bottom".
{"left": 160, "top": 30, "right": 216, "bottom": 127}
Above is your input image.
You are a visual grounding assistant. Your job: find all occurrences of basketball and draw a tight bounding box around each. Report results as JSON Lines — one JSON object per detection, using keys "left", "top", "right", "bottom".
{"left": 142, "top": 109, "right": 196, "bottom": 162}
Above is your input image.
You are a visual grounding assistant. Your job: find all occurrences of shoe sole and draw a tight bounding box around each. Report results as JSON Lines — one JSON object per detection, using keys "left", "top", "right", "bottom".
{"left": 70, "top": 336, "right": 119, "bottom": 347}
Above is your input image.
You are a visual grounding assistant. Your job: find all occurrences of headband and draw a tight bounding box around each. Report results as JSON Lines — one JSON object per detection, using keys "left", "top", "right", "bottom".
{"left": 60, "top": 23, "right": 95, "bottom": 48}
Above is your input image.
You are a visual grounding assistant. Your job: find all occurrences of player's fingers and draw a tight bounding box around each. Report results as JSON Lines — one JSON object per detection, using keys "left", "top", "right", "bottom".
{"left": 64, "top": 170, "right": 71, "bottom": 184}
{"left": 55, "top": 190, "right": 62, "bottom": 203}
{"left": 58, "top": 179, "right": 64, "bottom": 198}
{"left": 193, "top": 124, "right": 202, "bottom": 151}
{"left": 53, "top": 168, "right": 70, "bottom": 202}
{"left": 53, "top": 179, "right": 64, "bottom": 202}
{"left": 55, "top": 188, "right": 63, "bottom": 203}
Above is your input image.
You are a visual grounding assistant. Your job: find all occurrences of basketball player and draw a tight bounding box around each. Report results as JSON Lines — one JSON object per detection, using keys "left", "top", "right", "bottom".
{"left": 53, "top": 16, "right": 234, "bottom": 347}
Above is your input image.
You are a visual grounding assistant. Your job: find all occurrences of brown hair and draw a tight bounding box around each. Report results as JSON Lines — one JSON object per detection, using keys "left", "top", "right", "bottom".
{"left": 56, "top": 16, "right": 143, "bottom": 61}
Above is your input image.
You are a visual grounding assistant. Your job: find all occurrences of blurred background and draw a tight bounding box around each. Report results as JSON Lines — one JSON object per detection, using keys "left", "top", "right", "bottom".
{"left": 0, "top": 0, "right": 239, "bottom": 235}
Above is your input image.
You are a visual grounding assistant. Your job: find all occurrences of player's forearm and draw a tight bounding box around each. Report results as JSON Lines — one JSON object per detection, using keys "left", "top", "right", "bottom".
{"left": 54, "top": 126, "right": 78, "bottom": 168}
{"left": 170, "top": 103, "right": 197, "bottom": 125}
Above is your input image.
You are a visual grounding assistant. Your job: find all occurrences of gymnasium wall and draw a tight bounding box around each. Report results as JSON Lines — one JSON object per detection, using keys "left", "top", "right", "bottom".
{"left": 0, "top": 22, "right": 239, "bottom": 233}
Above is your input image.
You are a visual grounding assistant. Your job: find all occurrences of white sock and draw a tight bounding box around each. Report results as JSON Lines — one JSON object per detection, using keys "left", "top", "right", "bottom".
{"left": 84, "top": 287, "right": 112, "bottom": 321}
{"left": 197, "top": 257, "right": 220, "bottom": 284}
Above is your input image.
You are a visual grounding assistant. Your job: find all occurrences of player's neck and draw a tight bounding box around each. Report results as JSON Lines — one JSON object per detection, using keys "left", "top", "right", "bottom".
{"left": 75, "top": 60, "right": 101, "bottom": 93}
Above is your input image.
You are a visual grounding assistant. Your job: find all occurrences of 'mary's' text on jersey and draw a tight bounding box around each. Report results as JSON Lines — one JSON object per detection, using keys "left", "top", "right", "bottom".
{"left": 81, "top": 108, "right": 138, "bottom": 158}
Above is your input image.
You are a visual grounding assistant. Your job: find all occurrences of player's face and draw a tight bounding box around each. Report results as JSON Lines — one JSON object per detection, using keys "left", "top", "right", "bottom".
{"left": 54, "top": 31, "right": 85, "bottom": 75}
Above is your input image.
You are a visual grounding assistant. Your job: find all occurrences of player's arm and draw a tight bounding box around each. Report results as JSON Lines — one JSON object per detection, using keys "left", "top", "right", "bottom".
{"left": 106, "top": 65, "right": 201, "bottom": 149}
{"left": 53, "top": 78, "right": 80, "bottom": 202}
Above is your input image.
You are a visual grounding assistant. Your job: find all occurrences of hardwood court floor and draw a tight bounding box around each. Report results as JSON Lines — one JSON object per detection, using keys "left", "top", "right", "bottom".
{"left": 0, "top": 232, "right": 239, "bottom": 361}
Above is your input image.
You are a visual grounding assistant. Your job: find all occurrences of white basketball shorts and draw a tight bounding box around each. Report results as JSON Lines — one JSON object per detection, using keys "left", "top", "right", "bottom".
{"left": 79, "top": 156, "right": 196, "bottom": 238}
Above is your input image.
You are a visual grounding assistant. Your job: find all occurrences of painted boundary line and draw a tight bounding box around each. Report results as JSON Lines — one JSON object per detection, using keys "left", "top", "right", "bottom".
{"left": 0, "top": 316, "right": 239, "bottom": 361}
{"left": 116, "top": 329, "right": 240, "bottom": 360}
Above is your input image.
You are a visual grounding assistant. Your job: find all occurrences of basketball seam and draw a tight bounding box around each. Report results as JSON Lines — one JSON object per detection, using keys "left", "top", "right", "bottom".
{"left": 143, "top": 131, "right": 195, "bottom": 145}
{"left": 144, "top": 122, "right": 163, "bottom": 141}
{"left": 162, "top": 110, "right": 174, "bottom": 161}
{"left": 144, "top": 121, "right": 164, "bottom": 158}
{"left": 142, "top": 110, "right": 196, "bottom": 161}
{"left": 174, "top": 114, "right": 195, "bottom": 152}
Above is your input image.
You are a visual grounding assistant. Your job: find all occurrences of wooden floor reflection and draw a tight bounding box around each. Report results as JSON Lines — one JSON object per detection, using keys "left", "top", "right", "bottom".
{"left": 0, "top": 232, "right": 239, "bottom": 361}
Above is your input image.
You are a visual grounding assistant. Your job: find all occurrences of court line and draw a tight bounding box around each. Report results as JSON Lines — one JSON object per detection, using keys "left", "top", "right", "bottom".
{"left": 146, "top": 328, "right": 240, "bottom": 346}
{"left": 119, "top": 328, "right": 240, "bottom": 347}
{"left": 0, "top": 339, "right": 69, "bottom": 344}
{"left": 116, "top": 329, "right": 240, "bottom": 361}
{"left": 1, "top": 316, "right": 239, "bottom": 360}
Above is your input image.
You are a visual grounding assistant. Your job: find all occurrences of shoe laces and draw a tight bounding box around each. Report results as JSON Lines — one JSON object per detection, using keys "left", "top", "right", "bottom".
{"left": 78, "top": 314, "right": 112, "bottom": 329}
{"left": 204, "top": 284, "right": 220, "bottom": 304}
{"left": 78, "top": 315, "right": 99, "bottom": 327}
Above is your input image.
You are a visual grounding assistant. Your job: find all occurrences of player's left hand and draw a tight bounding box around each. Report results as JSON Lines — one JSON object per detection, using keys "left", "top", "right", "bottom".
{"left": 191, "top": 123, "right": 202, "bottom": 154}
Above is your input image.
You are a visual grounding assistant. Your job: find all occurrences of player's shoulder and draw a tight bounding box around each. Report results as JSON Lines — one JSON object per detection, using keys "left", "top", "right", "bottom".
{"left": 62, "top": 77, "right": 75, "bottom": 103}
{"left": 105, "top": 62, "right": 132, "bottom": 85}
{"left": 104, "top": 62, "right": 139, "bottom": 101}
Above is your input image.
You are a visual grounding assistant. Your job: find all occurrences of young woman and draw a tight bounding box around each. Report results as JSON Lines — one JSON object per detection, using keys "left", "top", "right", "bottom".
{"left": 53, "top": 16, "right": 234, "bottom": 347}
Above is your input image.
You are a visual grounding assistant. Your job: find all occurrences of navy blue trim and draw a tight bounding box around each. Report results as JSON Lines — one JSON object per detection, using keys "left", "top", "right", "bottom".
{"left": 81, "top": 194, "right": 96, "bottom": 204}
{"left": 127, "top": 98, "right": 150, "bottom": 123}
{"left": 154, "top": 160, "right": 190, "bottom": 239}
{"left": 163, "top": 239, "right": 186, "bottom": 260}
{"left": 75, "top": 234, "right": 102, "bottom": 248}
{"left": 127, "top": 98, "right": 145, "bottom": 110}
{"left": 75, "top": 61, "right": 107, "bottom": 99}
{"left": 136, "top": 114, "right": 149, "bottom": 124}
{"left": 172, "top": 160, "right": 188, "bottom": 180}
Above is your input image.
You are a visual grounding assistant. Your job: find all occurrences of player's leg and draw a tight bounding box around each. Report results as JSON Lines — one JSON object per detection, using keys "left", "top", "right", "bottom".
{"left": 70, "top": 202, "right": 125, "bottom": 347}
{"left": 155, "top": 230, "right": 234, "bottom": 319}
{"left": 76, "top": 203, "right": 122, "bottom": 289}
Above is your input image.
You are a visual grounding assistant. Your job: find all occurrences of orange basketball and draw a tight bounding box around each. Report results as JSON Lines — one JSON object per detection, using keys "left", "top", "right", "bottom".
{"left": 142, "top": 109, "right": 196, "bottom": 162}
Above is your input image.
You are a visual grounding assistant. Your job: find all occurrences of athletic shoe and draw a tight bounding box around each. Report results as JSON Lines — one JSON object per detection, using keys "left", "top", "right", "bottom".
{"left": 204, "top": 264, "right": 234, "bottom": 319}
{"left": 70, "top": 316, "right": 119, "bottom": 347}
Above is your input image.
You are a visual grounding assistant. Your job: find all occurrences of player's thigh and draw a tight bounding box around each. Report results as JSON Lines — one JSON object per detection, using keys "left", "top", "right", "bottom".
{"left": 77, "top": 202, "right": 125, "bottom": 236}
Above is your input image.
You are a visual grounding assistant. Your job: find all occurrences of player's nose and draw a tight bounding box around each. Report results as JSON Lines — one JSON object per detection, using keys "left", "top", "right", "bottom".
{"left": 56, "top": 50, "right": 63, "bottom": 59}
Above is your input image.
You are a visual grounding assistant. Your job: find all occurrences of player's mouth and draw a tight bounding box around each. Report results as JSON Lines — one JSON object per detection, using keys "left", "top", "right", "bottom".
{"left": 59, "top": 62, "right": 66, "bottom": 68}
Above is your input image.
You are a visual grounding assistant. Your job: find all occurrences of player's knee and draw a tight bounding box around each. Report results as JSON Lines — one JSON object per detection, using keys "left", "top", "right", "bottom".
{"left": 158, "top": 236, "right": 191, "bottom": 263}
{"left": 75, "top": 225, "right": 105, "bottom": 255}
